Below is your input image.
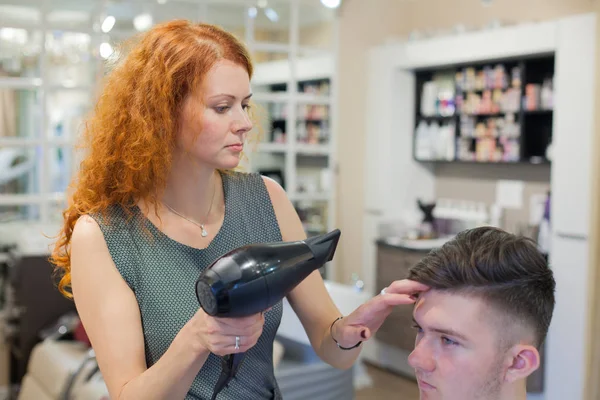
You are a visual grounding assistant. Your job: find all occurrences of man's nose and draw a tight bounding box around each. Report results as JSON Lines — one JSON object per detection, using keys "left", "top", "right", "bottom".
{"left": 408, "top": 338, "right": 436, "bottom": 373}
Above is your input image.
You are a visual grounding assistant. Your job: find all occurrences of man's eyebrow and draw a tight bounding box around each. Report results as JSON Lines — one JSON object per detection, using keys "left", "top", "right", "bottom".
{"left": 412, "top": 317, "right": 470, "bottom": 342}
{"left": 208, "top": 93, "right": 253, "bottom": 100}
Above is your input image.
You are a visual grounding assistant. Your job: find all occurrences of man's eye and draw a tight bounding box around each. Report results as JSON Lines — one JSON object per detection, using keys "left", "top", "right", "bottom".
{"left": 412, "top": 324, "right": 423, "bottom": 334}
{"left": 442, "top": 337, "right": 459, "bottom": 346}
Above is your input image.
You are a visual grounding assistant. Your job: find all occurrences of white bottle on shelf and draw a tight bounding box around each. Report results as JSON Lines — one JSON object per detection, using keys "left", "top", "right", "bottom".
{"left": 415, "top": 120, "right": 431, "bottom": 160}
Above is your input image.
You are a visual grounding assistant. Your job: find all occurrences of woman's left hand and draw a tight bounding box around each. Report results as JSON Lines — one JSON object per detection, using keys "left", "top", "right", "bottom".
{"left": 331, "top": 279, "right": 430, "bottom": 348}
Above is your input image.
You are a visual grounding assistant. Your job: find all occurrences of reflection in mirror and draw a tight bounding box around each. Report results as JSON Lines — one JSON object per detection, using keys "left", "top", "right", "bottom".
{"left": 0, "top": 2, "right": 41, "bottom": 27}
{"left": 0, "top": 147, "right": 37, "bottom": 194}
{"left": 46, "top": 31, "right": 96, "bottom": 87}
{"left": 46, "top": 89, "right": 90, "bottom": 141}
{"left": 47, "top": 146, "right": 74, "bottom": 194}
{"left": 0, "top": 204, "right": 39, "bottom": 222}
{"left": 0, "top": 89, "right": 40, "bottom": 139}
{"left": 46, "top": 0, "right": 94, "bottom": 32}
{"left": 0, "top": 27, "right": 42, "bottom": 78}
{"left": 48, "top": 198, "right": 67, "bottom": 223}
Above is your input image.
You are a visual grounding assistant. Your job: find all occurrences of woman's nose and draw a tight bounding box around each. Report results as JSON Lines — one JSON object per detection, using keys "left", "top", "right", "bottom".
{"left": 233, "top": 106, "right": 252, "bottom": 134}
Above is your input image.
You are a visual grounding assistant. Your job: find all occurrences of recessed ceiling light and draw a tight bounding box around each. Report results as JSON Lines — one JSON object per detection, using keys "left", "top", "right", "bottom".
{"left": 99, "top": 42, "right": 113, "bottom": 59}
{"left": 101, "top": 16, "right": 115, "bottom": 33}
{"left": 133, "top": 13, "right": 153, "bottom": 31}
{"left": 264, "top": 7, "right": 278, "bottom": 22}
{"left": 321, "top": 0, "right": 341, "bottom": 8}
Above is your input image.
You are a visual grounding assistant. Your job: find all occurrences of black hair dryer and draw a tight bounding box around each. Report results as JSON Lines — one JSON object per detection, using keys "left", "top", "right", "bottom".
{"left": 195, "top": 229, "right": 341, "bottom": 400}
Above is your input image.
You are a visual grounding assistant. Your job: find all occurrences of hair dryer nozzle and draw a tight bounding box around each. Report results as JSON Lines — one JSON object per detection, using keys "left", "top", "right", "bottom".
{"left": 304, "top": 229, "right": 341, "bottom": 264}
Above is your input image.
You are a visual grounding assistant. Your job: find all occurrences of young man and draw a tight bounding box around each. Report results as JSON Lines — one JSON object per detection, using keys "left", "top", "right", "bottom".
{"left": 402, "top": 226, "right": 555, "bottom": 400}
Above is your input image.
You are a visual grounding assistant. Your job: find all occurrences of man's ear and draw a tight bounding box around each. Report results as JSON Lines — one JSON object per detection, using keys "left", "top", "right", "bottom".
{"left": 504, "top": 344, "right": 540, "bottom": 383}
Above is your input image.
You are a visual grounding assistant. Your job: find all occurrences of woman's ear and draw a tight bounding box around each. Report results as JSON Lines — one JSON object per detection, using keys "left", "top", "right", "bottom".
{"left": 504, "top": 345, "right": 540, "bottom": 383}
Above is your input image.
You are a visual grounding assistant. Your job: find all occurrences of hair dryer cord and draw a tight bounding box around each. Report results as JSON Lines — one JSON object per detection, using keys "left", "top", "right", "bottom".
{"left": 210, "top": 353, "right": 245, "bottom": 400}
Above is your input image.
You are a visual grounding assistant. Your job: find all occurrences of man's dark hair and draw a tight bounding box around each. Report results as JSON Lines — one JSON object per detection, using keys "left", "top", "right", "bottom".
{"left": 408, "top": 226, "right": 555, "bottom": 348}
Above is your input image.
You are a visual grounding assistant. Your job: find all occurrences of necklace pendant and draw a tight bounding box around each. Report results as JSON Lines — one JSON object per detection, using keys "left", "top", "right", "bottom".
{"left": 201, "top": 225, "right": 208, "bottom": 237}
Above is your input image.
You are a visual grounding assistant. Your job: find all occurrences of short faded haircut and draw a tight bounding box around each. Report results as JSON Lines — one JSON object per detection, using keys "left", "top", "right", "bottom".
{"left": 408, "top": 226, "right": 555, "bottom": 348}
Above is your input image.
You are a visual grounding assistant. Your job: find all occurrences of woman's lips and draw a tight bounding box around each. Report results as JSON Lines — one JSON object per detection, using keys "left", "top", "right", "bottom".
{"left": 227, "top": 144, "right": 243, "bottom": 152}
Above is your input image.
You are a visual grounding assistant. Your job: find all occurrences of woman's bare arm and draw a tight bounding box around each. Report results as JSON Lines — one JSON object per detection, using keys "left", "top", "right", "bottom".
{"left": 70, "top": 215, "right": 210, "bottom": 400}
{"left": 261, "top": 177, "right": 361, "bottom": 370}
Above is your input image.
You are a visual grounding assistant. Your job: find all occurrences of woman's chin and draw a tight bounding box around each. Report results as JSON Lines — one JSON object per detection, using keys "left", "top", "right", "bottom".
{"left": 215, "top": 156, "right": 242, "bottom": 170}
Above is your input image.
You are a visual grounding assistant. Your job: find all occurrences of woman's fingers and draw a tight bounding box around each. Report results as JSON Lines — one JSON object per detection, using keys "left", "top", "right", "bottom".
{"left": 383, "top": 279, "right": 430, "bottom": 296}
{"left": 219, "top": 313, "right": 264, "bottom": 329}
{"left": 381, "top": 293, "right": 418, "bottom": 307}
{"left": 214, "top": 317, "right": 264, "bottom": 336}
{"left": 218, "top": 329, "right": 263, "bottom": 354}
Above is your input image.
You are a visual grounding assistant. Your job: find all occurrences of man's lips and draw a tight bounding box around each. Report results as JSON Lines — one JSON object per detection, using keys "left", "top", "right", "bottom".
{"left": 417, "top": 377, "right": 436, "bottom": 391}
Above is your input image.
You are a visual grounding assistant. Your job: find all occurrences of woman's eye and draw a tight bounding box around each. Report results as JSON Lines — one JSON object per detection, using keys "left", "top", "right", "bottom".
{"left": 242, "top": 104, "right": 251, "bottom": 111}
{"left": 215, "top": 106, "right": 230, "bottom": 113}
{"left": 442, "top": 337, "right": 458, "bottom": 346}
{"left": 412, "top": 324, "right": 423, "bottom": 334}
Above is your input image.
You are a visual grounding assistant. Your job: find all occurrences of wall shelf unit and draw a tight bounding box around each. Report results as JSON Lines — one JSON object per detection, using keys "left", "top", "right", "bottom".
{"left": 413, "top": 54, "right": 554, "bottom": 165}
{"left": 248, "top": 55, "right": 336, "bottom": 243}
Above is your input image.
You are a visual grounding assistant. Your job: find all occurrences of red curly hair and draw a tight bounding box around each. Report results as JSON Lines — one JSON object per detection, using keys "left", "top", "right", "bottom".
{"left": 50, "top": 20, "right": 255, "bottom": 298}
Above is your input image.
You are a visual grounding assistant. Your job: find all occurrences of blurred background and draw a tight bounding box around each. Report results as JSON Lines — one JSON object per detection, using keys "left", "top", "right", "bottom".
{"left": 0, "top": 0, "right": 598, "bottom": 399}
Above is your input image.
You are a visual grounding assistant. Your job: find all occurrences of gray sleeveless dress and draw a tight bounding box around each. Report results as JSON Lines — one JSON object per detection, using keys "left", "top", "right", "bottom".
{"left": 92, "top": 171, "right": 284, "bottom": 399}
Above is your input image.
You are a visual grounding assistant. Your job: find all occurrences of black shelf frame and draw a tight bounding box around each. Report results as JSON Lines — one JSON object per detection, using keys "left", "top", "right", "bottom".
{"left": 412, "top": 54, "right": 555, "bottom": 165}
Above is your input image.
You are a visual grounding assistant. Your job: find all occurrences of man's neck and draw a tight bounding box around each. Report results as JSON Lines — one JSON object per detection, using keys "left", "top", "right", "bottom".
{"left": 499, "top": 381, "right": 527, "bottom": 400}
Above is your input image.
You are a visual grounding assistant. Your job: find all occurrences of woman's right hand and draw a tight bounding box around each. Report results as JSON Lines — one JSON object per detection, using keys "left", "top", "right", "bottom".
{"left": 182, "top": 308, "right": 266, "bottom": 357}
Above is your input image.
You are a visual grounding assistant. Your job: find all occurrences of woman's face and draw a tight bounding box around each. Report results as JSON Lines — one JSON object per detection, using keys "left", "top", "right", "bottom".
{"left": 177, "top": 59, "right": 253, "bottom": 169}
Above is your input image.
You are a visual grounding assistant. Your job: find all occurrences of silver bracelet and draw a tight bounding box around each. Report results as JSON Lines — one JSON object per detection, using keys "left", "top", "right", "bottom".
{"left": 330, "top": 316, "right": 362, "bottom": 350}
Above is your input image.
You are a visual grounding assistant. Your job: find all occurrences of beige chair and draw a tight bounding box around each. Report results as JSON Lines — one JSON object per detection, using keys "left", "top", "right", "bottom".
{"left": 17, "top": 340, "right": 108, "bottom": 400}
{"left": 18, "top": 338, "right": 286, "bottom": 400}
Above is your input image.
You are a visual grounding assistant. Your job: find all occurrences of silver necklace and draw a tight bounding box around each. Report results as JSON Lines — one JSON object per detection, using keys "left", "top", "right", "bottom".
{"left": 164, "top": 178, "right": 217, "bottom": 238}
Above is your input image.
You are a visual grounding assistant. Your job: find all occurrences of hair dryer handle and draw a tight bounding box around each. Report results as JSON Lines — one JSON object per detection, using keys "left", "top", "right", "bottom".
{"left": 211, "top": 353, "right": 246, "bottom": 400}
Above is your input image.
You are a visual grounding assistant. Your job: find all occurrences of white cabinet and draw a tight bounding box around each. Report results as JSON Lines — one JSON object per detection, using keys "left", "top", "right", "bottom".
{"left": 550, "top": 14, "right": 597, "bottom": 238}
{"left": 545, "top": 234, "right": 588, "bottom": 400}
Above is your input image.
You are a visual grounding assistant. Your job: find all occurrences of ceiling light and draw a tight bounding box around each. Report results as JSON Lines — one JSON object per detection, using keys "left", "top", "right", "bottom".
{"left": 248, "top": 7, "right": 257, "bottom": 19}
{"left": 133, "top": 13, "right": 153, "bottom": 31}
{"left": 157, "top": 0, "right": 167, "bottom": 3}
{"left": 264, "top": 8, "right": 278, "bottom": 22}
{"left": 99, "top": 42, "right": 114, "bottom": 59}
{"left": 101, "top": 16, "right": 115, "bottom": 33}
{"left": 257, "top": 0, "right": 267, "bottom": 8}
{"left": 320, "top": 0, "right": 341, "bottom": 8}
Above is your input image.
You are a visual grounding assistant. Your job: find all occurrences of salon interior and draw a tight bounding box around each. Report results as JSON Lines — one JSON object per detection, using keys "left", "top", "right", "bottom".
{"left": 0, "top": 0, "right": 599, "bottom": 399}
